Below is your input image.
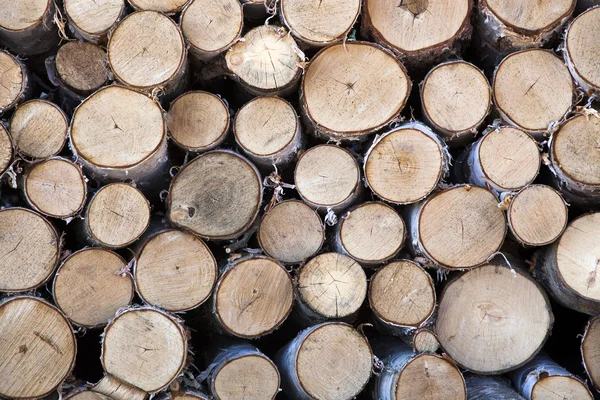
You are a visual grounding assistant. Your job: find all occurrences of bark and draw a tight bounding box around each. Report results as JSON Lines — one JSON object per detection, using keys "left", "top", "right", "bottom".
{"left": 0, "top": 123, "right": 13, "bottom": 177}
{"left": 464, "top": 374, "right": 524, "bottom": 400}
{"left": 581, "top": 317, "right": 600, "bottom": 391}
{"left": 0, "top": 1, "right": 60, "bottom": 56}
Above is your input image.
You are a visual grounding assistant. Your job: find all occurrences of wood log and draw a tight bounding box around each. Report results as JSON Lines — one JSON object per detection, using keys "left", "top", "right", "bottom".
{"left": 276, "top": 322, "right": 372, "bottom": 400}
{"left": 53, "top": 248, "right": 134, "bottom": 328}
{"left": 0, "top": 208, "right": 59, "bottom": 292}
{"left": 65, "top": 391, "right": 112, "bottom": 400}
{"left": 436, "top": 263, "right": 553, "bottom": 374}
{"left": 257, "top": 200, "right": 324, "bottom": 264}
{"left": 213, "top": 256, "right": 293, "bottom": 338}
{"left": 127, "top": 0, "right": 188, "bottom": 14}
{"left": 565, "top": 6, "right": 600, "bottom": 96}
{"left": 0, "top": 50, "right": 30, "bottom": 114}
{"left": 406, "top": 185, "right": 506, "bottom": 270}
{"left": 64, "top": 0, "right": 125, "bottom": 44}
{"left": 581, "top": 316, "right": 600, "bottom": 392}
{"left": 167, "top": 91, "right": 230, "bottom": 153}
{"left": 168, "top": 150, "right": 262, "bottom": 240}
{"left": 0, "top": 123, "right": 13, "bottom": 177}
{"left": 410, "top": 328, "right": 440, "bottom": 354}
{"left": 464, "top": 375, "right": 525, "bottom": 400}
{"left": 10, "top": 99, "right": 68, "bottom": 159}
{"left": 0, "top": 0, "right": 59, "bottom": 56}
{"left": 301, "top": 42, "right": 410, "bottom": 140}
{"left": 363, "top": 122, "right": 449, "bottom": 205}
{"left": 233, "top": 96, "right": 302, "bottom": 169}
{"left": 493, "top": 49, "right": 575, "bottom": 139}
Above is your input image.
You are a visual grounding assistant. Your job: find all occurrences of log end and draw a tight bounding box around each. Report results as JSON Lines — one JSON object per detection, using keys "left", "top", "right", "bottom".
{"left": 213, "top": 354, "right": 280, "bottom": 400}
{"left": 56, "top": 42, "right": 109, "bottom": 95}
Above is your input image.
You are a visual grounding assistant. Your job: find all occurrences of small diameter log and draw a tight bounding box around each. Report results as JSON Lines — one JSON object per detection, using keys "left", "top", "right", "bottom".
{"left": 582, "top": 317, "right": 600, "bottom": 391}
{"left": 167, "top": 91, "right": 230, "bottom": 153}
{"left": 53, "top": 248, "right": 134, "bottom": 328}
{"left": 127, "top": 0, "right": 188, "bottom": 14}
{"left": 168, "top": 150, "right": 262, "bottom": 240}
{"left": 0, "top": 124, "right": 13, "bottom": 176}
{"left": 257, "top": 200, "right": 324, "bottom": 264}
{"left": 0, "top": 296, "right": 76, "bottom": 399}
{"left": 333, "top": 201, "right": 405, "bottom": 265}
{"left": 436, "top": 263, "right": 553, "bottom": 374}
{"left": 406, "top": 185, "right": 507, "bottom": 270}
{"left": 180, "top": 0, "right": 243, "bottom": 63}
{"left": 510, "top": 353, "right": 593, "bottom": 400}
{"left": 0, "top": 0, "right": 59, "bottom": 56}
{"left": 493, "top": 49, "right": 574, "bottom": 138}
{"left": 465, "top": 375, "right": 525, "bottom": 400}
{"left": 23, "top": 157, "right": 87, "bottom": 219}
{"left": 135, "top": 229, "right": 217, "bottom": 312}
{"left": 564, "top": 7, "right": 600, "bottom": 96}
{"left": 411, "top": 328, "right": 440, "bottom": 354}
{"left": 213, "top": 256, "right": 293, "bottom": 338}
{"left": 534, "top": 212, "right": 600, "bottom": 315}
{"left": 0, "top": 50, "right": 30, "bottom": 114}
{"left": 64, "top": 0, "right": 125, "bottom": 44}
{"left": 294, "top": 144, "right": 361, "bottom": 212}
{"left": 234, "top": 96, "right": 302, "bottom": 169}
{"left": 0, "top": 208, "right": 59, "bottom": 292}
{"left": 301, "top": 42, "right": 410, "bottom": 140}
{"left": 420, "top": 61, "right": 491, "bottom": 145}
{"left": 280, "top": 0, "right": 361, "bottom": 47}
{"left": 364, "top": 122, "right": 449, "bottom": 205}
{"left": 10, "top": 99, "right": 68, "bottom": 159}
{"left": 276, "top": 322, "right": 372, "bottom": 400}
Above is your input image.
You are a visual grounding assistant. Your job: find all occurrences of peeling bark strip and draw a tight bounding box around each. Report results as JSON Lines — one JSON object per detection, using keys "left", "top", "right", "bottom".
{"left": 0, "top": 50, "right": 30, "bottom": 114}
{"left": 564, "top": 6, "right": 600, "bottom": 96}
{"left": 64, "top": 0, "right": 125, "bottom": 44}
{"left": 465, "top": 374, "right": 524, "bottom": 400}
{"left": 0, "top": 0, "right": 59, "bottom": 56}
{"left": 582, "top": 317, "right": 600, "bottom": 391}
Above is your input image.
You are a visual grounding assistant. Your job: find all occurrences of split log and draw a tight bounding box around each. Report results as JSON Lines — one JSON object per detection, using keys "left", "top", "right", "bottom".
{"left": 410, "top": 328, "right": 440, "bottom": 354}
{"left": 301, "top": 42, "right": 410, "bottom": 140}
{"left": 233, "top": 96, "right": 302, "bottom": 169}
{"left": 64, "top": 0, "right": 125, "bottom": 44}
{"left": 53, "top": 248, "right": 134, "bottom": 328}
{"left": 406, "top": 185, "right": 506, "bottom": 270}
{"left": 0, "top": 50, "right": 30, "bottom": 114}
{"left": 213, "top": 256, "right": 293, "bottom": 338}
{"left": 332, "top": 201, "right": 405, "bottom": 265}
{"left": 168, "top": 150, "right": 262, "bottom": 240}
{"left": 257, "top": 200, "right": 324, "bottom": 264}
{"left": 0, "top": 208, "right": 59, "bottom": 292}
{"left": 581, "top": 317, "right": 600, "bottom": 391}
{"left": 0, "top": 0, "right": 59, "bottom": 55}
{"left": 127, "top": 0, "right": 188, "bottom": 14}
{"left": 0, "top": 123, "right": 13, "bottom": 176}
{"left": 363, "top": 122, "right": 449, "bottom": 205}
{"left": 135, "top": 229, "right": 217, "bottom": 312}
{"left": 493, "top": 49, "right": 574, "bottom": 139}
{"left": 465, "top": 375, "right": 525, "bottom": 400}
{"left": 10, "top": 99, "right": 68, "bottom": 159}
{"left": 564, "top": 6, "right": 600, "bottom": 96}
{"left": 436, "top": 263, "right": 553, "bottom": 374}
{"left": 276, "top": 322, "right": 372, "bottom": 400}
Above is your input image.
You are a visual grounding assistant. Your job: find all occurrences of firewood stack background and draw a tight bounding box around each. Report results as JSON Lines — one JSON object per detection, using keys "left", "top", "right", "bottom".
{"left": 2, "top": 0, "right": 600, "bottom": 399}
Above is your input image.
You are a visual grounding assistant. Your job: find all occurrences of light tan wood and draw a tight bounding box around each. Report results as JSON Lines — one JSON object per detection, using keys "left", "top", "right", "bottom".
{"left": 10, "top": 100, "right": 67, "bottom": 159}
{"left": 531, "top": 376, "right": 592, "bottom": 399}
{"left": 53, "top": 248, "right": 134, "bottom": 328}
{"left": 566, "top": 7, "right": 600, "bottom": 95}
{"left": 128, "top": 0, "right": 188, "bottom": 13}
{"left": 213, "top": 354, "right": 280, "bottom": 400}
{"left": 582, "top": 317, "right": 600, "bottom": 391}
{"left": 302, "top": 42, "right": 410, "bottom": 139}
{"left": 64, "top": 0, "right": 124, "bottom": 43}
{"left": 55, "top": 42, "right": 109, "bottom": 95}
{"left": 167, "top": 91, "right": 229, "bottom": 153}
{"left": 0, "top": 124, "right": 13, "bottom": 176}
{"left": 0, "top": 0, "right": 58, "bottom": 55}
{"left": 484, "top": 0, "right": 574, "bottom": 32}
{"left": 0, "top": 50, "right": 28, "bottom": 113}
{"left": 168, "top": 150, "right": 262, "bottom": 240}
{"left": 395, "top": 354, "right": 466, "bottom": 400}
{"left": 0, "top": 208, "right": 59, "bottom": 292}
{"left": 24, "top": 158, "right": 87, "bottom": 219}
{"left": 0, "top": 297, "right": 76, "bottom": 399}
{"left": 66, "top": 391, "right": 109, "bottom": 400}
{"left": 0, "top": 0, "right": 49, "bottom": 31}
{"left": 493, "top": 49, "right": 574, "bottom": 135}
{"left": 436, "top": 264, "right": 552, "bottom": 374}
{"left": 413, "top": 329, "right": 440, "bottom": 353}
{"left": 86, "top": 183, "right": 150, "bottom": 248}
{"left": 215, "top": 256, "right": 293, "bottom": 338}
{"left": 93, "top": 375, "right": 146, "bottom": 400}
{"left": 135, "top": 230, "right": 217, "bottom": 312}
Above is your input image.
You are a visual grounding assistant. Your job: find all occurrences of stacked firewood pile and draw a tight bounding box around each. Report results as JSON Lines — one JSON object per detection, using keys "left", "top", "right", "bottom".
{"left": 1, "top": 0, "right": 600, "bottom": 399}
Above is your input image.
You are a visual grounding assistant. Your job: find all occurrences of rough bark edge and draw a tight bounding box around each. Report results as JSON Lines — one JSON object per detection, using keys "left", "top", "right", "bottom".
{"left": 0, "top": 123, "right": 14, "bottom": 177}
{"left": 0, "top": 50, "right": 31, "bottom": 115}
{"left": 581, "top": 316, "right": 600, "bottom": 392}
{"left": 127, "top": 0, "right": 191, "bottom": 15}
{"left": 464, "top": 374, "right": 525, "bottom": 400}
{"left": 0, "top": 0, "right": 59, "bottom": 56}
{"left": 65, "top": 0, "right": 127, "bottom": 44}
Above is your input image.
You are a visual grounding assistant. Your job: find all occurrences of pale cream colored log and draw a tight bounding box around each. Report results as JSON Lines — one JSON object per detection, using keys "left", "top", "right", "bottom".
{"left": 65, "top": 390, "right": 113, "bottom": 400}
{"left": 436, "top": 263, "right": 553, "bottom": 374}
{"left": 411, "top": 328, "right": 440, "bottom": 353}
{"left": 10, "top": 99, "right": 67, "bottom": 159}
{"left": 0, "top": 208, "right": 59, "bottom": 292}
{"left": 52, "top": 42, "right": 109, "bottom": 98}
{"left": 64, "top": 0, "right": 125, "bottom": 44}
{"left": 93, "top": 375, "right": 146, "bottom": 400}
{"left": 0, "top": 50, "right": 30, "bottom": 114}
{"left": 257, "top": 200, "right": 324, "bottom": 264}
{"left": 564, "top": 6, "right": 600, "bottom": 96}
{"left": 301, "top": 42, "right": 410, "bottom": 140}
{"left": 135, "top": 229, "right": 217, "bottom": 312}
{"left": 53, "top": 248, "right": 134, "bottom": 328}
{"left": 128, "top": 0, "right": 189, "bottom": 14}
{"left": 168, "top": 150, "right": 262, "bottom": 240}
{"left": 0, "top": 124, "right": 13, "bottom": 176}
{"left": 582, "top": 317, "right": 600, "bottom": 391}
{"left": 0, "top": 0, "right": 59, "bottom": 55}
{"left": 465, "top": 375, "right": 525, "bottom": 400}
{"left": 167, "top": 91, "right": 230, "bottom": 153}
{"left": 493, "top": 49, "right": 574, "bottom": 138}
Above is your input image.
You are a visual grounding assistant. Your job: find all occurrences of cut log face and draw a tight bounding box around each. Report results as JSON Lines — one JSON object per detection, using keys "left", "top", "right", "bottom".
{"left": 465, "top": 375, "right": 525, "bottom": 400}
{"left": 436, "top": 264, "right": 553, "bottom": 374}
{"left": 53, "top": 248, "right": 134, "bottom": 328}
{"left": 135, "top": 229, "right": 217, "bottom": 312}
{"left": 0, "top": 0, "right": 59, "bottom": 55}
{"left": 493, "top": 49, "right": 574, "bottom": 137}
{"left": 66, "top": 391, "right": 110, "bottom": 400}
{"left": 0, "top": 297, "right": 76, "bottom": 399}
{"left": 128, "top": 0, "right": 188, "bottom": 14}
{"left": 412, "top": 329, "right": 440, "bottom": 353}
{"left": 168, "top": 150, "right": 262, "bottom": 240}
{"left": 23, "top": 158, "right": 87, "bottom": 219}
{"left": 10, "top": 100, "right": 67, "bottom": 159}
{"left": 0, "top": 124, "right": 13, "bottom": 176}
{"left": 0, "top": 208, "right": 59, "bottom": 292}
{"left": 565, "top": 7, "right": 600, "bottom": 95}
{"left": 214, "top": 256, "right": 293, "bottom": 338}
{"left": 64, "top": 0, "right": 124, "bottom": 43}
{"left": 55, "top": 42, "right": 109, "bottom": 96}
{"left": 0, "top": 50, "right": 28, "bottom": 114}
{"left": 167, "top": 91, "right": 230, "bottom": 153}
{"left": 302, "top": 42, "right": 410, "bottom": 140}
{"left": 582, "top": 317, "right": 600, "bottom": 391}
{"left": 258, "top": 200, "right": 324, "bottom": 264}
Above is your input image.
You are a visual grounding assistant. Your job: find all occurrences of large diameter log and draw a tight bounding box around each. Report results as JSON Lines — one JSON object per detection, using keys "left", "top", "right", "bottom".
{"left": 127, "top": 0, "right": 188, "bottom": 14}
{"left": 465, "top": 375, "right": 525, "bottom": 400}
{"left": 0, "top": 124, "right": 13, "bottom": 176}
{"left": 0, "top": 50, "right": 30, "bottom": 114}
{"left": 582, "top": 317, "right": 600, "bottom": 391}
{"left": 493, "top": 49, "right": 574, "bottom": 138}
{"left": 276, "top": 322, "right": 372, "bottom": 400}
{"left": 0, "top": 0, "right": 59, "bottom": 55}
{"left": 406, "top": 185, "right": 506, "bottom": 269}
{"left": 436, "top": 263, "right": 553, "bottom": 374}
{"left": 565, "top": 7, "right": 600, "bottom": 96}
{"left": 301, "top": 42, "right": 410, "bottom": 140}
{"left": 168, "top": 150, "right": 262, "bottom": 240}
{"left": 0, "top": 208, "right": 59, "bottom": 292}
{"left": 135, "top": 229, "right": 217, "bottom": 312}
{"left": 64, "top": 0, "right": 125, "bottom": 44}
